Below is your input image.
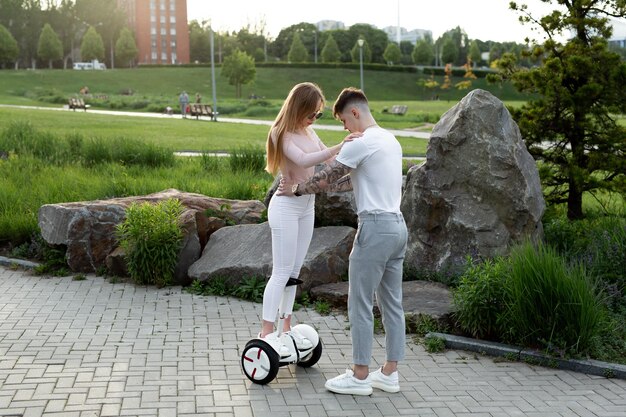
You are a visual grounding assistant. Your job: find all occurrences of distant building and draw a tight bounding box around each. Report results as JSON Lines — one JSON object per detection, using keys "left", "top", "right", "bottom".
{"left": 117, "top": 0, "right": 190, "bottom": 65}
{"left": 316, "top": 20, "right": 345, "bottom": 31}
{"left": 382, "top": 26, "right": 431, "bottom": 44}
{"left": 608, "top": 18, "right": 626, "bottom": 49}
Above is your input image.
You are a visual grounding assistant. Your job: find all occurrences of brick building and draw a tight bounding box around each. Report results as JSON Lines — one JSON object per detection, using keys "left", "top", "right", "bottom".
{"left": 117, "top": 0, "right": 190, "bottom": 65}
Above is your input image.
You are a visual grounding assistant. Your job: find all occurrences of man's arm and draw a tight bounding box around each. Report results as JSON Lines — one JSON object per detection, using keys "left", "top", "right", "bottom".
{"left": 278, "top": 160, "right": 352, "bottom": 196}
{"left": 326, "top": 174, "right": 353, "bottom": 193}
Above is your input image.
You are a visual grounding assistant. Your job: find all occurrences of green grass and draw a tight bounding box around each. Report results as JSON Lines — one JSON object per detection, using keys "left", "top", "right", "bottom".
{"left": 0, "top": 107, "right": 430, "bottom": 156}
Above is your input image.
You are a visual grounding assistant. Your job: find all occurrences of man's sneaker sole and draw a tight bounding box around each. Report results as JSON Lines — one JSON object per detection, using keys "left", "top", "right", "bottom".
{"left": 324, "top": 381, "right": 372, "bottom": 396}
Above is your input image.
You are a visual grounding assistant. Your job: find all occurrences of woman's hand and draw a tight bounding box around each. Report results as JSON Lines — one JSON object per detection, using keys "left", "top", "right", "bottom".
{"left": 343, "top": 132, "right": 363, "bottom": 143}
{"left": 275, "top": 177, "right": 293, "bottom": 197}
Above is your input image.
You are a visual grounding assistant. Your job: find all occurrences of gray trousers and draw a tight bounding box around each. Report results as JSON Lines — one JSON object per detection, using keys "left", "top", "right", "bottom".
{"left": 348, "top": 212, "right": 408, "bottom": 366}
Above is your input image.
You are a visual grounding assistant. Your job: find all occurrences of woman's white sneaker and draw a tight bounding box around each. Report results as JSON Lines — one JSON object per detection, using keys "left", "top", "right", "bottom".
{"left": 324, "top": 369, "right": 372, "bottom": 396}
{"left": 369, "top": 367, "right": 400, "bottom": 393}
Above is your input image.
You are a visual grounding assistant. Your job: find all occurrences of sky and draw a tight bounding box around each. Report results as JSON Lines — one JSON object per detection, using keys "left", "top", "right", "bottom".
{"left": 186, "top": 0, "right": 563, "bottom": 43}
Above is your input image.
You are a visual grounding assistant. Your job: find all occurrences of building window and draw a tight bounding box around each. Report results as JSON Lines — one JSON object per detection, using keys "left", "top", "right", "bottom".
{"left": 161, "top": 51, "right": 167, "bottom": 61}
{"left": 161, "top": 27, "right": 166, "bottom": 35}
{"left": 170, "top": 27, "right": 176, "bottom": 35}
{"left": 160, "top": 15, "right": 165, "bottom": 24}
{"left": 170, "top": 15, "right": 176, "bottom": 24}
{"left": 150, "top": 0, "right": 156, "bottom": 10}
{"left": 170, "top": 0, "right": 175, "bottom": 11}
{"left": 151, "top": 51, "right": 157, "bottom": 60}
{"left": 151, "top": 14, "right": 156, "bottom": 23}
{"left": 160, "top": 0, "right": 165, "bottom": 11}
{"left": 171, "top": 40, "right": 177, "bottom": 49}
{"left": 151, "top": 27, "right": 156, "bottom": 35}
{"left": 171, "top": 52, "right": 177, "bottom": 64}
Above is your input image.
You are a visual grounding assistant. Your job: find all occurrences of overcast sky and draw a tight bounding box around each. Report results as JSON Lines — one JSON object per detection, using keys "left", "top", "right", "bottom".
{"left": 186, "top": 0, "right": 565, "bottom": 43}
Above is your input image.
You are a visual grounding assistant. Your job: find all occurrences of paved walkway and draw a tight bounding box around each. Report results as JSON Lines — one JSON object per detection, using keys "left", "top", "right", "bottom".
{"left": 0, "top": 267, "right": 624, "bottom": 417}
{"left": 0, "top": 104, "right": 431, "bottom": 139}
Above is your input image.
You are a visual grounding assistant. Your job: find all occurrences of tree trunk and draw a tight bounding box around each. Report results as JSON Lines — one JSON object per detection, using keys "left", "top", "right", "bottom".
{"left": 567, "top": 184, "right": 583, "bottom": 220}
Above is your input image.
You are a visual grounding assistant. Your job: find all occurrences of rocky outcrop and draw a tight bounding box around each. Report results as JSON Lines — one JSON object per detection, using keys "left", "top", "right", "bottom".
{"left": 38, "top": 189, "right": 265, "bottom": 278}
{"left": 401, "top": 89, "right": 545, "bottom": 273}
{"left": 188, "top": 223, "right": 355, "bottom": 291}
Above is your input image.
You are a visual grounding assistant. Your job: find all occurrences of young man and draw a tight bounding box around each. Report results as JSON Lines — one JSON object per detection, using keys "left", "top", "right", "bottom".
{"left": 278, "top": 87, "right": 408, "bottom": 395}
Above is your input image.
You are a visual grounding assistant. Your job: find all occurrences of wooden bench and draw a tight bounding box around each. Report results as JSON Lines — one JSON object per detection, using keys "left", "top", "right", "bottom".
{"left": 189, "top": 103, "right": 217, "bottom": 120}
{"left": 389, "top": 105, "right": 408, "bottom": 115}
{"left": 68, "top": 97, "right": 89, "bottom": 111}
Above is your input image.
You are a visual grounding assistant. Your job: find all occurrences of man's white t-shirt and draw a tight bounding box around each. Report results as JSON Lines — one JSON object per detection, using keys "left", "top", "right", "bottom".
{"left": 335, "top": 126, "right": 403, "bottom": 215}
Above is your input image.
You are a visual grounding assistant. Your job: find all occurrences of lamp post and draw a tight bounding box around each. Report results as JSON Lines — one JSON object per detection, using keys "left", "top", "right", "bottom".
{"left": 357, "top": 38, "right": 364, "bottom": 92}
{"left": 313, "top": 30, "right": 317, "bottom": 63}
{"left": 210, "top": 26, "right": 218, "bottom": 121}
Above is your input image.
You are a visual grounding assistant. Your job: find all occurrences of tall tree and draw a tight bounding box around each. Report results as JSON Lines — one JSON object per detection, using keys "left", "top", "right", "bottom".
{"left": 350, "top": 39, "right": 372, "bottom": 63}
{"left": 383, "top": 42, "right": 401, "bottom": 65}
{"left": 115, "top": 27, "right": 137, "bottom": 68}
{"left": 348, "top": 23, "right": 388, "bottom": 64}
{"left": 37, "top": 23, "right": 63, "bottom": 68}
{"left": 321, "top": 33, "right": 341, "bottom": 63}
{"left": 0, "top": 23, "right": 19, "bottom": 68}
{"left": 80, "top": 25, "right": 104, "bottom": 62}
{"left": 189, "top": 20, "right": 211, "bottom": 63}
{"left": 287, "top": 31, "right": 308, "bottom": 63}
{"left": 412, "top": 39, "right": 434, "bottom": 65}
{"left": 493, "top": 0, "right": 626, "bottom": 219}
{"left": 221, "top": 49, "right": 256, "bottom": 98}
{"left": 469, "top": 40, "right": 482, "bottom": 66}
{"left": 440, "top": 37, "right": 458, "bottom": 64}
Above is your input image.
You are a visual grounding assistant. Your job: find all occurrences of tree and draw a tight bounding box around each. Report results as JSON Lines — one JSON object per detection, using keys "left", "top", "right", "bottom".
{"left": 115, "top": 27, "right": 137, "bottom": 68}
{"left": 347, "top": 23, "right": 388, "bottom": 64}
{"left": 221, "top": 49, "right": 256, "bottom": 98}
{"left": 189, "top": 20, "right": 211, "bottom": 63}
{"left": 412, "top": 39, "right": 434, "bottom": 65}
{"left": 37, "top": 23, "right": 63, "bottom": 68}
{"left": 440, "top": 37, "right": 458, "bottom": 64}
{"left": 492, "top": 0, "right": 626, "bottom": 219}
{"left": 383, "top": 42, "right": 401, "bottom": 65}
{"left": 0, "top": 23, "right": 19, "bottom": 68}
{"left": 287, "top": 31, "right": 308, "bottom": 63}
{"left": 469, "top": 40, "right": 482, "bottom": 66}
{"left": 351, "top": 39, "right": 372, "bottom": 63}
{"left": 80, "top": 26, "right": 104, "bottom": 62}
{"left": 321, "top": 33, "right": 341, "bottom": 63}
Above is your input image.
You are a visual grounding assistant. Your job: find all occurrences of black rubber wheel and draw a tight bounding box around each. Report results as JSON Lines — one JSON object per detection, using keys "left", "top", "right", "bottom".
{"left": 241, "top": 339, "right": 280, "bottom": 384}
{"left": 297, "top": 338, "right": 323, "bottom": 368}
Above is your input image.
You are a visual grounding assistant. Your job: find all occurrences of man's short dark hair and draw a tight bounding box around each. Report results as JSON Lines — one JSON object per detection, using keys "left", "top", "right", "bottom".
{"left": 333, "top": 87, "right": 369, "bottom": 118}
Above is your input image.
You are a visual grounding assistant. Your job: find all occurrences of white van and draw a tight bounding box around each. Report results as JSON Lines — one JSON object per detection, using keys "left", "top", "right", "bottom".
{"left": 73, "top": 60, "right": 106, "bottom": 70}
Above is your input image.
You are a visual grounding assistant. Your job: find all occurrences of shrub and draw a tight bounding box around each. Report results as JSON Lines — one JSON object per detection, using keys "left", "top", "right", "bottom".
{"left": 116, "top": 198, "right": 184, "bottom": 287}
{"left": 453, "top": 257, "right": 510, "bottom": 339}
{"left": 502, "top": 242, "right": 605, "bottom": 355}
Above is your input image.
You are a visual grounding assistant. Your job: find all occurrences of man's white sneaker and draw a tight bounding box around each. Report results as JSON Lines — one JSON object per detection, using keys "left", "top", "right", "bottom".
{"left": 369, "top": 367, "right": 400, "bottom": 393}
{"left": 325, "top": 369, "right": 372, "bottom": 396}
{"left": 258, "top": 333, "right": 290, "bottom": 357}
{"left": 287, "top": 328, "right": 313, "bottom": 350}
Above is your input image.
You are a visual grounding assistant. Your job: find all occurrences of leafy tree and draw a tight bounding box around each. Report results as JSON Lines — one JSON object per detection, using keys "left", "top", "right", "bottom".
{"left": 37, "top": 23, "right": 63, "bottom": 68}
{"left": 80, "top": 25, "right": 104, "bottom": 62}
{"left": 0, "top": 23, "right": 19, "bottom": 68}
{"left": 288, "top": 31, "right": 308, "bottom": 62}
{"left": 272, "top": 22, "right": 316, "bottom": 60}
{"left": 440, "top": 37, "right": 458, "bottom": 64}
{"left": 412, "top": 39, "right": 434, "bottom": 65}
{"left": 492, "top": 0, "right": 626, "bottom": 219}
{"left": 383, "top": 42, "right": 401, "bottom": 65}
{"left": 221, "top": 49, "right": 256, "bottom": 98}
{"left": 189, "top": 20, "right": 211, "bottom": 63}
{"left": 348, "top": 23, "right": 388, "bottom": 64}
{"left": 469, "top": 40, "right": 482, "bottom": 66}
{"left": 115, "top": 27, "right": 137, "bottom": 68}
{"left": 350, "top": 39, "right": 372, "bottom": 63}
{"left": 321, "top": 33, "right": 341, "bottom": 63}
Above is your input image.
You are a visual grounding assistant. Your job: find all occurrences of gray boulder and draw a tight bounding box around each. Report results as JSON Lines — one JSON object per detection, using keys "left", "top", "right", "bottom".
{"left": 401, "top": 89, "right": 545, "bottom": 273}
{"left": 188, "top": 223, "right": 356, "bottom": 291}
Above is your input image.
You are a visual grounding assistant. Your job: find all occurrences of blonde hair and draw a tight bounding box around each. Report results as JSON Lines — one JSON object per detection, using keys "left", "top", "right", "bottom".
{"left": 265, "top": 82, "right": 325, "bottom": 175}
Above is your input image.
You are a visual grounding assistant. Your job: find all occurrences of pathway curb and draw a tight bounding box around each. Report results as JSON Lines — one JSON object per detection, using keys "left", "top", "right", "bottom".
{"left": 426, "top": 331, "right": 626, "bottom": 379}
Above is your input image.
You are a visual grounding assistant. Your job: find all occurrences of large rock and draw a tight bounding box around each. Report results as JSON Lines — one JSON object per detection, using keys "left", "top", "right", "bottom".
{"left": 401, "top": 89, "right": 545, "bottom": 273}
{"left": 188, "top": 223, "right": 356, "bottom": 291}
{"left": 38, "top": 189, "right": 265, "bottom": 275}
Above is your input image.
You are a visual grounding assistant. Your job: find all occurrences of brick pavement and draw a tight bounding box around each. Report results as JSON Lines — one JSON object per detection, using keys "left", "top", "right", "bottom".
{"left": 0, "top": 267, "right": 624, "bottom": 417}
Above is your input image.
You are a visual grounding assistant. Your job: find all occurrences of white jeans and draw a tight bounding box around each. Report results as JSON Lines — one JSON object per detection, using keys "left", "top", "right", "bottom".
{"left": 262, "top": 194, "right": 315, "bottom": 322}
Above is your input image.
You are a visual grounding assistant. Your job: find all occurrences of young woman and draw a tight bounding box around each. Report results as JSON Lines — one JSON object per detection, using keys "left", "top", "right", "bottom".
{"left": 262, "top": 82, "right": 358, "bottom": 351}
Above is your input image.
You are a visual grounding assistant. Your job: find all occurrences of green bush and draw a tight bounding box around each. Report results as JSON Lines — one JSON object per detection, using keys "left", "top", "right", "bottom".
{"left": 453, "top": 257, "right": 510, "bottom": 339}
{"left": 116, "top": 198, "right": 184, "bottom": 287}
{"left": 502, "top": 242, "right": 605, "bottom": 355}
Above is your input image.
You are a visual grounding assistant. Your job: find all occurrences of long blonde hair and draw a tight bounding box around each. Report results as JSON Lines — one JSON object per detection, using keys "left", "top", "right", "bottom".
{"left": 265, "top": 82, "right": 325, "bottom": 175}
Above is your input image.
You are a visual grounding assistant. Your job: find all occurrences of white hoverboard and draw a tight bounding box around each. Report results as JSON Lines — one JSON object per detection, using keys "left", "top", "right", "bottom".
{"left": 241, "top": 278, "right": 323, "bottom": 385}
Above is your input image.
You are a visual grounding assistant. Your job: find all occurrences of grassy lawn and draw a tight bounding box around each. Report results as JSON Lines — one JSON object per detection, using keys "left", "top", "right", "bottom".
{"left": 0, "top": 106, "right": 430, "bottom": 156}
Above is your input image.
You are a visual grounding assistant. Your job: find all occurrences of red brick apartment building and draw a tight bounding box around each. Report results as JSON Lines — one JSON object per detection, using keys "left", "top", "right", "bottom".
{"left": 117, "top": 0, "right": 190, "bottom": 65}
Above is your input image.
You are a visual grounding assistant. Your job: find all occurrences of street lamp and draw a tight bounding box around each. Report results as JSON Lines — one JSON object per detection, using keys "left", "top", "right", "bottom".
{"left": 357, "top": 38, "right": 364, "bottom": 92}
{"left": 210, "top": 26, "right": 218, "bottom": 121}
{"left": 313, "top": 30, "right": 318, "bottom": 63}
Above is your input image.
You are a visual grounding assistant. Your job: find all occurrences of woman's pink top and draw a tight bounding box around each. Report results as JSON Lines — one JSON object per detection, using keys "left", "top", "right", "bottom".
{"left": 273, "top": 128, "right": 335, "bottom": 183}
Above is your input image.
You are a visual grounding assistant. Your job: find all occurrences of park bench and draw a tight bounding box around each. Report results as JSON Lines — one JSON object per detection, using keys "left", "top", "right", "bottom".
{"left": 68, "top": 97, "right": 89, "bottom": 111}
{"left": 389, "top": 105, "right": 408, "bottom": 115}
{"left": 189, "top": 103, "right": 217, "bottom": 120}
